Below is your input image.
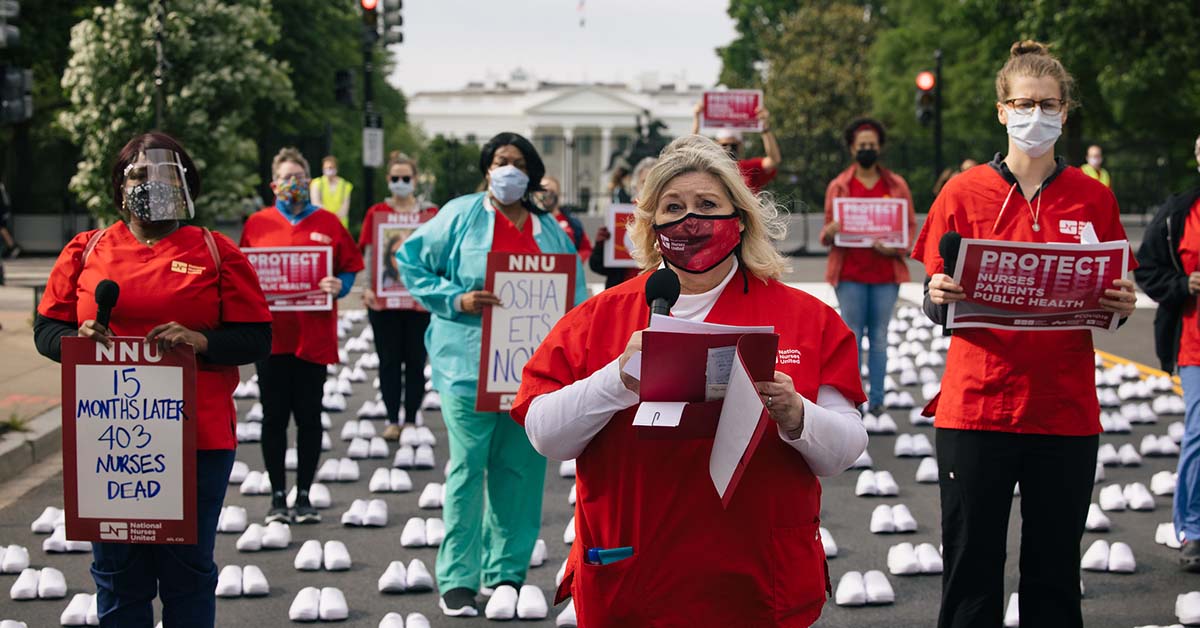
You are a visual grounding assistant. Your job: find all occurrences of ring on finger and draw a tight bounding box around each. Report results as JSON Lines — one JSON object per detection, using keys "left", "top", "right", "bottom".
{"left": 766, "top": 395, "right": 773, "bottom": 408}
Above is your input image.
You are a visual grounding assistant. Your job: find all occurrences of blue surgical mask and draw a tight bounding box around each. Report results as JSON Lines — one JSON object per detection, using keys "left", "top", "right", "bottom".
{"left": 489, "top": 165, "right": 529, "bottom": 205}
{"left": 388, "top": 179, "right": 414, "bottom": 198}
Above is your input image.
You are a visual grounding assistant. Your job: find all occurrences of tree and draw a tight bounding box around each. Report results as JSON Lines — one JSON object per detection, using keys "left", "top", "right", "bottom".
{"left": 59, "top": 0, "right": 293, "bottom": 223}
{"left": 715, "top": 0, "right": 796, "bottom": 88}
{"left": 424, "top": 135, "right": 480, "bottom": 207}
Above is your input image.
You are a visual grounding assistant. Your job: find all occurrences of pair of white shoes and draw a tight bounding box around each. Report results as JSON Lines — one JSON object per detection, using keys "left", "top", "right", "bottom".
{"left": 484, "top": 585, "right": 548, "bottom": 620}
{"left": 855, "top": 470, "right": 899, "bottom": 497}
{"left": 236, "top": 422, "right": 263, "bottom": 443}
{"left": 31, "top": 506, "right": 65, "bottom": 534}
{"left": 887, "top": 542, "right": 943, "bottom": 575}
{"left": 1153, "top": 471, "right": 1179, "bottom": 496}
{"left": 59, "top": 592, "right": 99, "bottom": 626}
{"left": 244, "top": 402, "right": 264, "bottom": 422}
{"left": 236, "top": 521, "right": 291, "bottom": 551}
{"left": 1153, "top": 393, "right": 1186, "bottom": 415}
{"left": 322, "top": 393, "right": 348, "bottom": 412}
{"left": 357, "top": 399, "right": 388, "bottom": 418}
{"left": 400, "top": 517, "right": 446, "bottom": 547}
{"left": 1141, "top": 434, "right": 1181, "bottom": 457}
{"left": 340, "top": 366, "right": 369, "bottom": 382}
{"left": 862, "top": 413, "right": 898, "bottom": 434}
{"left": 289, "top": 586, "right": 349, "bottom": 622}
{"left": 559, "top": 459, "right": 576, "bottom": 478}
{"left": 870, "top": 504, "right": 918, "bottom": 533}
{"left": 9, "top": 567, "right": 66, "bottom": 600}
{"left": 1080, "top": 539, "right": 1136, "bottom": 573}
{"left": 399, "top": 425, "right": 437, "bottom": 448}
{"left": 325, "top": 377, "right": 353, "bottom": 396}
{"left": 347, "top": 436, "right": 390, "bottom": 459}
{"left": 316, "top": 458, "right": 360, "bottom": 482}
{"left": 342, "top": 419, "right": 377, "bottom": 440}
{"left": 418, "top": 483, "right": 445, "bottom": 509}
{"left": 217, "top": 505, "right": 249, "bottom": 533}
{"left": 233, "top": 380, "right": 260, "bottom": 399}
{"left": 894, "top": 433, "right": 933, "bottom": 457}
{"left": 1097, "top": 388, "right": 1121, "bottom": 408}
{"left": 392, "top": 445, "right": 436, "bottom": 470}
{"left": 909, "top": 408, "right": 934, "bottom": 426}
{"left": 0, "top": 545, "right": 29, "bottom": 573}
{"left": 915, "top": 458, "right": 939, "bottom": 483}
{"left": 1097, "top": 442, "right": 1142, "bottom": 467}
{"left": 884, "top": 390, "right": 916, "bottom": 409}
{"left": 379, "top": 612, "right": 431, "bottom": 628}
{"left": 1176, "top": 591, "right": 1200, "bottom": 625}
{"left": 344, "top": 337, "right": 371, "bottom": 353}
{"left": 342, "top": 499, "right": 388, "bottom": 527}
{"left": 354, "top": 352, "right": 379, "bottom": 370}
{"left": 1100, "top": 412, "right": 1132, "bottom": 433}
{"left": 1098, "top": 482, "right": 1156, "bottom": 511}
{"left": 1121, "top": 401, "right": 1158, "bottom": 424}
{"left": 239, "top": 470, "right": 272, "bottom": 495}
{"left": 378, "top": 559, "right": 435, "bottom": 593}
{"left": 1157, "top": 523, "right": 1183, "bottom": 549}
{"left": 215, "top": 565, "right": 269, "bottom": 597}
{"left": 288, "top": 484, "right": 333, "bottom": 509}
{"left": 834, "top": 570, "right": 894, "bottom": 606}
{"left": 421, "top": 391, "right": 442, "bottom": 411}
{"left": 370, "top": 468, "right": 413, "bottom": 493}
{"left": 43, "top": 525, "right": 90, "bottom": 553}
{"left": 295, "top": 540, "right": 352, "bottom": 571}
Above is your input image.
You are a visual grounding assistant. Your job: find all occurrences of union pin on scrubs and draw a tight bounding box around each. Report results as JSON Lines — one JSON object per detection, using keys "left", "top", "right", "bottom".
{"left": 123, "top": 149, "right": 195, "bottom": 222}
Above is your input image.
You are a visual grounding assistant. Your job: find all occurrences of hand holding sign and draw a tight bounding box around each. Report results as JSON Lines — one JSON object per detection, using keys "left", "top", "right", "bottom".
{"left": 78, "top": 320, "right": 114, "bottom": 348}
{"left": 928, "top": 273, "right": 966, "bottom": 305}
{"left": 1099, "top": 278, "right": 1136, "bottom": 318}
{"left": 462, "top": 290, "right": 502, "bottom": 314}
{"left": 145, "top": 322, "right": 208, "bottom": 353}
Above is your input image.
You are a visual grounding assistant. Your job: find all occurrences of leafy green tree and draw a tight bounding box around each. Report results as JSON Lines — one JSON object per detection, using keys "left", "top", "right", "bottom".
{"left": 424, "top": 135, "right": 481, "bottom": 207}
{"left": 715, "top": 0, "right": 796, "bottom": 88}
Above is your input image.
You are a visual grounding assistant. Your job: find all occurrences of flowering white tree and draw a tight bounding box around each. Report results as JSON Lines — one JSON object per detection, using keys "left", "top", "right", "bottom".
{"left": 60, "top": 0, "right": 294, "bottom": 222}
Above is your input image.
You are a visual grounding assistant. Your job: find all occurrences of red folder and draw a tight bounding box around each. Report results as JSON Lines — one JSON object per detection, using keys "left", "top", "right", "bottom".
{"left": 718, "top": 333, "right": 781, "bottom": 508}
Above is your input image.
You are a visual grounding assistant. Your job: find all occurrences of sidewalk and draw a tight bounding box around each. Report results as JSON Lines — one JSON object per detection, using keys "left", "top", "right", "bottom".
{"left": 0, "top": 282, "right": 64, "bottom": 478}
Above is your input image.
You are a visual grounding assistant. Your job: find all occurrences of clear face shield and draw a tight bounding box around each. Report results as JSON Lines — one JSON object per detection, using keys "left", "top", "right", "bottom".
{"left": 122, "top": 149, "right": 194, "bottom": 222}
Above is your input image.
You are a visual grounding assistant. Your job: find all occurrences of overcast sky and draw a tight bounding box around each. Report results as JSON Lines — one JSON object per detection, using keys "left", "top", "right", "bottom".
{"left": 385, "top": 0, "right": 738, "bottom": 94}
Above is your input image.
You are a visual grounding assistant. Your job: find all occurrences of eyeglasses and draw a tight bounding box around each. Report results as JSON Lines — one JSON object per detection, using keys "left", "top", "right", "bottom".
{"left": 1004, "top": 98, "right": 1065, "bottom": 115}
{"left": 389, "top": 176, "right": 412, "bottom": 183}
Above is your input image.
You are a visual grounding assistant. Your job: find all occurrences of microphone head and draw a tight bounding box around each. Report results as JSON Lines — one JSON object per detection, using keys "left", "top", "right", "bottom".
{"left": 95, "top": 279, "right": 120, "bottom": 309}
{"left": 938, "top": 231, "right": 962, "bottom": 268}
{"left": 645, "top": 268, "right": 681, "bottom": 309}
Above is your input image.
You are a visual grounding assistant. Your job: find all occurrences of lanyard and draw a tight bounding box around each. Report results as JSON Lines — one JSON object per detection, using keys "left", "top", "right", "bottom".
{"left": 992, "top": 182, "right": 1043, "bottom": 234}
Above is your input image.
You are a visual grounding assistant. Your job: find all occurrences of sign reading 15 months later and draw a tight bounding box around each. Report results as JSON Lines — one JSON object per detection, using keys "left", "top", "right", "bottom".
{"left": 61, "top": 337, "right": 197, "bottom": 544}
{"left": 476, "top": 253, "right": 578, "bottom": 412}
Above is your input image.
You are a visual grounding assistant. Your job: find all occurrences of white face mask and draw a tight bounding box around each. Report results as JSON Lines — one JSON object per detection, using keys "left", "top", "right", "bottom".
{"left": 488, "top": 165, "right": 529, "bottom": 205}
{"left": 323, "top": 168, "right": 337, "bottom": 178}
{"left": 388, "top": 179, "right": 414, "bottom": 198}
{"left": 1005, "top": 106, "right": 1062, "bottom": 158}
{"left": 1087, "top": 156, "right": 1102, "bottom": 169}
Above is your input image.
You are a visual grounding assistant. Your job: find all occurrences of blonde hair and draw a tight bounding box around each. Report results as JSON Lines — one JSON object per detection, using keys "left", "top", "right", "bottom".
{"left": 272, "top": 147, "right": 310, "bottom": 178}
{"left": 387, "top": 151, "right": 419, "bottom": 178}
{"left": 995, "top": 40, "right": 1074, "bottom": 107}
{"left": 628, "top": 135, "right": 789, "bottom": 280}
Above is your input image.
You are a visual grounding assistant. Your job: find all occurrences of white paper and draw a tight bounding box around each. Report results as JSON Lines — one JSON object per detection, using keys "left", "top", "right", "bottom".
{"left": 1080, "top": 222, "right": 1100, "bottom": 245}
{"left": 632, "top": 401, "right": 686, "bottom": 428}
{"left": 621, "top": 352, "right": 642, "bottom": 380}
{"left": 705, "top": 346, "right": 737, "bottom": 400}
{"left": 709, "top": 351, "right": 764, "bottom": 500}
{"left": 649, "top": 313, "right": 773, "bottom": 335}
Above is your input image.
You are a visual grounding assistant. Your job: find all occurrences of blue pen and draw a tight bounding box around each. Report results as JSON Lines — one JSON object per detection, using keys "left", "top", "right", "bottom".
{"left": 586, "top": 546, "right": 634, "bottom": 565}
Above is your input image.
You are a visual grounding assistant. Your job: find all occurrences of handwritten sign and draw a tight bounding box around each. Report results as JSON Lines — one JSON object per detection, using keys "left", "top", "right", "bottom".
{"left": 700, "top": 90, "right": 764, "bottom": 133}
{"left": 374, "top": 213, "right": 433, "bottom": 310}
{"left": 603, "top": 204, "right": 639, "bottom": 269}
{"left": 948, "top": 238, "right": 1129, "bottom": 331}
{"left": 832, "top": 198, "right": 909, "bottom": 248}
{"left": 61, "top": 337, "right": 197, "bottom": 544}
{"left": 477, "top": 253, "right": 578, "bottom": 412}
{"left": 243, "top": 245, "right": 332, "bottom": 311}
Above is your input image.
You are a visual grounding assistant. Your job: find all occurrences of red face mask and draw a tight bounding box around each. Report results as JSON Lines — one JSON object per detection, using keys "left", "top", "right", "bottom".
{"left": 653, "top": 213, "right": 742, "bottom": 274}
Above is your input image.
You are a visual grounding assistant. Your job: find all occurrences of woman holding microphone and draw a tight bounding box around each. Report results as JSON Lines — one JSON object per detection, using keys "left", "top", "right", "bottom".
{"left": 513, "top": 135, "right": 868, "bottom": 627}
{"left": 397, "top": 132, "right": 588, "bottom": 619}
{"left": 240, "top": 147, "right": 363, "bottom": 525}
{"left": 916, "top": 41, "right": 1137, "bottom": 628}
{"left": 34, "top": 132, "right": 272, "bottom": 626}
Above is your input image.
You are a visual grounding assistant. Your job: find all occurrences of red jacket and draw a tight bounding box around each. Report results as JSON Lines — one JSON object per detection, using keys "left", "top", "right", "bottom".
{"left": 822, "top": 164, "right": 917, "bottom": 285}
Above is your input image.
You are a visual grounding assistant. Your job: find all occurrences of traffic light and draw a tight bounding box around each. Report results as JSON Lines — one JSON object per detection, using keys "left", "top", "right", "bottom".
{"left": 915, "top": 70, "right": 936, "bottom": 126}
{"left": 361, "top": 0, "right": 379, "bottom": 45}
{"left": 0, "top": 1, "right": 20, "bottom": 49}
{"left": 0, "top": 66, "right": 33, "bottom": 124}
{"left": 381, "top": 0, "right": 403, "bottom": 46}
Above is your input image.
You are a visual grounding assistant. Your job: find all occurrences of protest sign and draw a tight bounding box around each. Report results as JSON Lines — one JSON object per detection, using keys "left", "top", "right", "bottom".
{"left": 243, "top": 245, "right": 333, "bottom": 311}
{"left": 832, "top": 197, "right": 909, "bottom": 248}
{"left": 61, "top": 337, "right": 197, "bottom": 544}
{"left": 700, "top": 90, "right": 764, "bottom": 133}
{"left": 603, "top": 204, "right": 639, "bottom": 268}
{"left": 477, "top": 253, "right": 578, "bottom": 412}
{"left": 373, "top": 211, "right": 433, "bottom": 310}
{"left": 948, "top": 238, "right": 1128, "bottom": 331}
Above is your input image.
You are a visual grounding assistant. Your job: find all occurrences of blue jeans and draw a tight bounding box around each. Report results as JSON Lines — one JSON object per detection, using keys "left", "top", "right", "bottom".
{"left": 1177, "top": 366, "right": 1200, "bottom": 541}
{"left": 835, "top": 281, "right": 900, "bottom": 409}
{"left": 90, "top": 449, "right": 236, "bottom": 628}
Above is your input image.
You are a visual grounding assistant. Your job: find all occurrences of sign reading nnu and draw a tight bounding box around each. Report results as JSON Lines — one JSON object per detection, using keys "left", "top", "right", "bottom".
{"left": 477, "top": 252, "right": 578, "bottom": 412}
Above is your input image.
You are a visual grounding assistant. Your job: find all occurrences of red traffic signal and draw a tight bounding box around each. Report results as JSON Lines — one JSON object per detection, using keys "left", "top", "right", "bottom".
{"left": 915, "top": 71, "right": 936, "bottom": 92}
{"left": 361, "top": 0, "right": 378, "bottom": 10}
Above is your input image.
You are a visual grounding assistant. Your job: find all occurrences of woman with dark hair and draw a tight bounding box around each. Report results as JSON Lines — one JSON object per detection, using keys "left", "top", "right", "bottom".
{"left": 33, "top": 132, "right": 272, "bottom": 626}
{"left": 819, "top": 117, "right": 916, "bottom": 414}
{"left": 397, "top": 132, "right": 588, "bottom": 619}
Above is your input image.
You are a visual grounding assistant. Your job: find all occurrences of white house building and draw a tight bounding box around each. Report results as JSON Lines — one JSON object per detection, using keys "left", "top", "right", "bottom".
{"left": 406, "top": 69, "right": 709, "bottom": 213}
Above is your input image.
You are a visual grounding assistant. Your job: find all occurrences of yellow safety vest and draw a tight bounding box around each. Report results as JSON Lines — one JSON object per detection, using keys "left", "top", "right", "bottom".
{"left": 314, "top": 176, "right": 354, "bottom": 227}
{"left": 1081, "top": 164, "right": 1111, "bottom": 188}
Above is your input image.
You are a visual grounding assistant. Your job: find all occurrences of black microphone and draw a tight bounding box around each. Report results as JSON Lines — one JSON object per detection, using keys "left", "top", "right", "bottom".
{"left": 938, "top": 232, "right": 961, "bottom": 336}
{"left": 645, "top": 268, "right": 681, "bottom": 317}
{"left": 95, "top": 279, "right": 120, "bottom": 330}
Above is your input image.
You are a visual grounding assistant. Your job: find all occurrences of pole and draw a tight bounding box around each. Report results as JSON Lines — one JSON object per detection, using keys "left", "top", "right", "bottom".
{"left": 153, "top": 0, "right": 166, "bottom": 130}
{"left": 933, "top": 48, "right": 944, "bottom": 178}
{"left": 362, "top": 39, "right": 375, "bottom": 214}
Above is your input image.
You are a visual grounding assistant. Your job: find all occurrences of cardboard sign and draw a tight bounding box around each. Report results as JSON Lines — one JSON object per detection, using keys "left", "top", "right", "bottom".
{"left": 61, "top": 337, "right": 197, "bottom": 544}
{"left": 948, "top": 238, "right": 1128, "bottom": 331}
{"left": 477, "top": 252, "right": 578, "bottom": 412}
{"left": 603, "top": 204, "right": 639, "bottom": 269}
{"left": 243, "top": 246, "right": 333, "bottom": 311}
{"left": 832, "top": 198, "right": 909, "bottom": 248}
{"left": 700, "top": 90, "right": 764, "bottom": 133}
{"left": 374, "top": 212, "right": 433, "bottom": 310}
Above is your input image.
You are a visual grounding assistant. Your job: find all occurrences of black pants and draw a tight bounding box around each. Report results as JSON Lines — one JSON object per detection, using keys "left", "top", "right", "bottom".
{"left": 256, "top": 354, "right": 326, "bottom": 495}
{"left": 368, "top": 308, "right": 430, "bottom": 425}
{"left": 937, "top": 428, "right": 1098, "bottom": 628}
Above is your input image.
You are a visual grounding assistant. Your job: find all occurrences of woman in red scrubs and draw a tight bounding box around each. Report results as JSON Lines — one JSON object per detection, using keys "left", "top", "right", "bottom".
{"left": 513, "top": 135, "right": 869, "bottom": 627}
{"left": 916, "top": 41, "right": 1137, "bottom": 628}
{"left": 34, "top": 132, "right": 272, "bottom": 627}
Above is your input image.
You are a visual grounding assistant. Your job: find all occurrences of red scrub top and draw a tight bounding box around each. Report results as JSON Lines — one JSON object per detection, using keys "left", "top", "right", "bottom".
{"left": 1176, "top": 197, "right": 1200, "bottom": 366}
{"left": 38, "top": 223, "right": 272, "bottom": 451}
{"left": 512, "top": 272, "right": 866, "bottom": 628}
{"left": 357, "top": 202, "right": 439, "bottom": 252}
{"left": 838, "top": 177, "right": 897, "bottom": 284}
{"left": 739, "top": 157, "right": 777, "bottom": 193}
{"left": 492, "top": 207, "right": 541, "bottom": 254}
{"left": 554, "top": 211, "right": 593, "bottom": 262}
{"left": 912, "top": 161, "right": 1135, "bottom": 436}
{"left": 240, "top": 207, "right": 363, "bottom": 365}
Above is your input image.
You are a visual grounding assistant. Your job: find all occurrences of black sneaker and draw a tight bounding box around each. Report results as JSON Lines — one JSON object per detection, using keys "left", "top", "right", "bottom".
{"left": 439, "top": 587, "right": 479, "bottom": 617}
{"left": 264, "top": 491, "right": 290, "bottom": 524}
{"left": 1182, "top": 540, "right": 1200, "bottom": 573}
{"left": 293, "top": 490, "right": 321, "bottom": 524}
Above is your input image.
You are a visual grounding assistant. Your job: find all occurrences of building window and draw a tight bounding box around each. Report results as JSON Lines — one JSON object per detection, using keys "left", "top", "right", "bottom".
{"left": 541, "top": 136, "right": 554, "bottom": 155}
{"left": 579, "top": 135, "right": 592, "bottom": 156}
{"left": 466, "top": 134, "right": 477, "bottom": 145}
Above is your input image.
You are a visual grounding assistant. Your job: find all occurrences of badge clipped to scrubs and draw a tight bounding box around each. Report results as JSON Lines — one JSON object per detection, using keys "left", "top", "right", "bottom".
{"left": 123, "top": 149, "right": 194, "bottom": 222}
{"left": 654, "top": 213, "right": 742, "bottom": 274}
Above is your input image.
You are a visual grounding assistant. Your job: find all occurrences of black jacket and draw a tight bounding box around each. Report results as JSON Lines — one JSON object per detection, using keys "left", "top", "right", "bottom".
{"left": 1134, "top": 187, "right": 1200, "bottom": 373}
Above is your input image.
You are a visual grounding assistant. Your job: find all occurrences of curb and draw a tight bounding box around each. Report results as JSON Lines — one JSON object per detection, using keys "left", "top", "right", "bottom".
{"left": 0, "top": 405, "right": 61, "bottom": 479}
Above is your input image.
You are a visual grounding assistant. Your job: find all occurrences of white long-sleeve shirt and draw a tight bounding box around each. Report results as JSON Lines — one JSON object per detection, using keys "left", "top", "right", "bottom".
{"left": 524, "top": 262, "right": 868, "bottom": 476}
